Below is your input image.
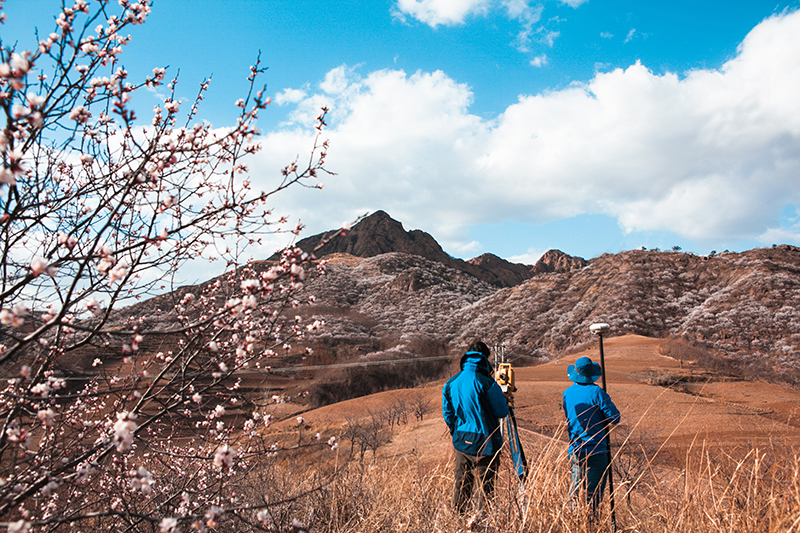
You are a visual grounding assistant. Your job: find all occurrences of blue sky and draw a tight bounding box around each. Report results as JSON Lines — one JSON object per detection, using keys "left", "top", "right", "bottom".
{"left": 4, "top": 0, "right": 800, "bottom": 268}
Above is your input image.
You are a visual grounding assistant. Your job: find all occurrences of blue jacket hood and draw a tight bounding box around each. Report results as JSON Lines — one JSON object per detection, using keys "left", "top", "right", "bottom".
{"left": 459, "top": 352, "right": 494, "bottom": 377}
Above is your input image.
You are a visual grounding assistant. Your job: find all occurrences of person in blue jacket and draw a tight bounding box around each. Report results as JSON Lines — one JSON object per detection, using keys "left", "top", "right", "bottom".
{"left": 442, "top": 340, "right": 509, "bottom": 514}
{"left": 562, "top": 356, "right": 621, "bottom": 512}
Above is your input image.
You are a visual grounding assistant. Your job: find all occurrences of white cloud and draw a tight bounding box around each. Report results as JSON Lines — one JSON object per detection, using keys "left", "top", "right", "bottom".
{"left": 452, "top": 240, "right": 484, "bottom": 255}
{"left": 530, "top": 54, "right": 548, "bottom": 67}
{"left": 624, "top": 28, "right": 636, "bottom": 43}
{"left": 393, "top": 0, "right": 492, "bottom": 26}
{"left": 320, "top": 65, "right": 354, "bottom": 94}
{"left": 503, "top": 0, "right": 544, "bottom": 52}
{"left": 274, "top": 88, "right": 307, "bottom": 105}
{"left": 251, "top": 10, "right": 800, "bottom": 254}
{"left": 508, "top": 249, "right": 546, "bottom": 265}
{"left": 394, "top": 1, "right": 563, "bottom": 64}
{"left": 539, "top": 29, "right": 560, "bottom": 47}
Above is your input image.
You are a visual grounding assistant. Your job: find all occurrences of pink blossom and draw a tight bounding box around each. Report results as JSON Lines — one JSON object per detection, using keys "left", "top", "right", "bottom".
{"left": 86, "top": 298, "right": 102, "bottom": 316}
{"left": 80, "top": 40, "right": 99, "bottom": 54}
{"left": 58, "top": 232, "right": 79, "bottom": 249}
{"left": 37, "top": 408, "right": 55, "bottom": 426}
{"left": 12, "top": 104, "right": 31, "bottom": 118}
{"left": 159, "top": 517, "right": 179, "bottom": 533}
{"left": 257, "top": 509, "right": 272, "bottom": 526}
{"left": 0, "top": 304, "right": 26, "bottom": 327}
{"left": 107, "top": 263, "right": 128, "bottom": 284}
{"left": 75, "top": 461, "right": 96, "bottom": 483}
{"left": 0, "top": 168, "right": 16, "bottom": 186}
{"left": 240, "top": 279, "right": 260, "bottom": 291}
{"left": 262, "top": 267, "right": 281, "bottom": 281}
{"left": 205, "top": 505, "right": 224, "bottom": 528}
{"left": 30, "top": 256, "right": 56, "bottom": 277}
{"left": 112, "top": 411, "right": 138, "bottom": 452}
{"left": 69, "top": 105, "right": 92, "bottom": 123}
{"left": 212, "top": 444, "right": 235, "bottom": 470}
{"left": 10, "top": 53, "right": 31, "bottom": 74}
{"left": 129, "top": 466, "right": 154, "bottom": 494}
{"left": 40, "top": 480, "right": 60, "bottom": 497}
{"left": 7, "top": 520, "right": 31, "bottom": 533}
{"left": 164, "top": 100, "right": 180, "bottom": 114}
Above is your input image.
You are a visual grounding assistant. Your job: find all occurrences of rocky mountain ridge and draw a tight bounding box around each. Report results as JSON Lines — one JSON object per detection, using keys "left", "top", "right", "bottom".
{"left": 299, "top": 244, "right": 800, "bottom": 380}
{"left": 289, "top": 211, "right": 586, "bottom": 288}
{"left": 108, "top": 212, "right": 800, "bottom": 385}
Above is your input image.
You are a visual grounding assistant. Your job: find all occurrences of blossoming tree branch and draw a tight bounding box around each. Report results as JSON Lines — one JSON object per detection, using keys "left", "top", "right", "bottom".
{"left": 0, "top": 1, "right": 341, "bottom": 531}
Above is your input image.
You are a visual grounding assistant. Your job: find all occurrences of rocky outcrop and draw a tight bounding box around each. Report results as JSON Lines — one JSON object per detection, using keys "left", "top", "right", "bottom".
{"left": 290, "top": 211, "right": 534, "bottom": 288}
{"left": 468, "top": 253, "right": 535, "bottom": 286}
{"left": 293, "top": 211, "right": 451, "bottom": 262}
{"left": 532, "top": 249, "right": 588, "bottom": 274}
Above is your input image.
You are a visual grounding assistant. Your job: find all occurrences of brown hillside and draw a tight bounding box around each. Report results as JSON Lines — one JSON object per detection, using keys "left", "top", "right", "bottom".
{"left": 274, "top": 335, "right": 800, "bottom": 467}
{"left": 450, "top": 246, "right": 800, "bottom": 374}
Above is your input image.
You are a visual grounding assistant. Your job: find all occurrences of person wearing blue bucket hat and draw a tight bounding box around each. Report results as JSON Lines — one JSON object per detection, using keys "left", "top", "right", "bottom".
{"left": 563, "top": 356, "right": 621, "bottom": 513}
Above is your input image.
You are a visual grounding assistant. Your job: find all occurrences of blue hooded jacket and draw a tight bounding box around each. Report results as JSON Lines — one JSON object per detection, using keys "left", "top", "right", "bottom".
{"left": 562, "top": 382, "right": 621, "bottom": 455}
{"left": 442, "top": 352, "right": 509, "bottom": 457}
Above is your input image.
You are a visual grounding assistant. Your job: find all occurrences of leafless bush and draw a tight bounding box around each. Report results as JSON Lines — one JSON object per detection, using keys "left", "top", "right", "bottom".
{"left": 308, "top": 357, "right": 449, "bottom": 407}
{"left": 663, "top": 337, "right": 800, "bottom": 387}
{"left": 647, "top": 368, "right": 683, "bottom": 387}
{"left": 410, "top": 392, "right": 432, "bottom": 422}
{"left": 342, "top": 412, "right": 391, "bottom": 463}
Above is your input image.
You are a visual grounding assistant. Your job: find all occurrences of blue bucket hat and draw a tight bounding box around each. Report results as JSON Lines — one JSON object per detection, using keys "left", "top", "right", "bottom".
{"left": 567, "top": 356, "right": 602, "bottom": 384}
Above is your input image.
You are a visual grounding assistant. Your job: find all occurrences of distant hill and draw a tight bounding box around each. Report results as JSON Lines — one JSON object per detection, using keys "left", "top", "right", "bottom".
{"left": 299, "top": 244, "right": 800, "bottom": 381}
{"left": 95, "top": 211, "right": 800, "bottom": 386}
{"left": 287, "top": 210, "right": 586, "bottom": 288}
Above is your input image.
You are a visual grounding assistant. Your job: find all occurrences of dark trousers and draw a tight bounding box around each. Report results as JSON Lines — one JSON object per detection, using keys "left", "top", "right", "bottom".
{"left": 570, "top": 452, "right": 610, "bottom": 513}
{"left": 453, "top": 449, "right": 500, "bottom": 514}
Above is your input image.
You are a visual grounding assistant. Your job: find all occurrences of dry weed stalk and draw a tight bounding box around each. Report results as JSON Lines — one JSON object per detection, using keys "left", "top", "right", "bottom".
{"left": 272, "top": 427, "right": 800, "bottom": 533}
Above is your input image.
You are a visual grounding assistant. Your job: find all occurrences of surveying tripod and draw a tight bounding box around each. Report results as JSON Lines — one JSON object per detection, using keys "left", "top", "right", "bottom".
{"left": 493, "top": 346, "right": 528, "bottom": 479}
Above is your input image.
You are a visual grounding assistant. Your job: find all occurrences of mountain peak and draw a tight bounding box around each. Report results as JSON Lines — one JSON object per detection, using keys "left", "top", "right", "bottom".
{"left": 291, "top": 211, "right": 450, "bottom": 264}
{"left": 532, "top": 249, "right": 588, "bottom": 274}
{"left": 289, "top": 211, "right": 540, "bottom": 287}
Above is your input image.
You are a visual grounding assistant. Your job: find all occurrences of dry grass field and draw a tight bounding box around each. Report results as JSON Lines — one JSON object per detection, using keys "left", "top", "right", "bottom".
{"left": 262, "top": 335, "right": 800, "bottom": 532}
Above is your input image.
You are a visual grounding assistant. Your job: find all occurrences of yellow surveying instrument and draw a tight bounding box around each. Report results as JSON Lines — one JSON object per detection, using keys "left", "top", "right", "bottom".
{"left": 494, "top": 347, "right": 528, "bottom": 479}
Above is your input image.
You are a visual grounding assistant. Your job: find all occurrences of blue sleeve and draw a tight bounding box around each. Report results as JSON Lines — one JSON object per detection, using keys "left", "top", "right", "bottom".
{"left": 599, "top": 389, "right": 621, "bottom": 425}
{"left": 486, "top": 381, "right": 510, "bottom": 419}
{"left": 442, "top": 382, "right": 455, "bottom": 433}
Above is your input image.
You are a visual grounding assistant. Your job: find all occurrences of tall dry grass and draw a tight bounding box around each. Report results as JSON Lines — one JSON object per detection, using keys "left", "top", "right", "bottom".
{"left": 302, "top": 432, "right": 800, "bottom": 533}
